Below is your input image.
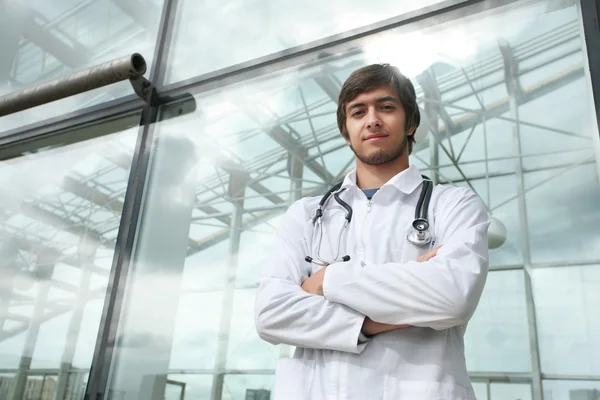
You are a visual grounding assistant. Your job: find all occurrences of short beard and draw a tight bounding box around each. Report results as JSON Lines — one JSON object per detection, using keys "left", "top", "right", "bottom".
{"left": 349, "top": 135, "right": 408, "bottom": 166}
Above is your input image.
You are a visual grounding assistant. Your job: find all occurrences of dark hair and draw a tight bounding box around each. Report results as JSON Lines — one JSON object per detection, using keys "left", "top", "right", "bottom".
{"left": 336, "top": 64, "right": 420, "bottom": 154}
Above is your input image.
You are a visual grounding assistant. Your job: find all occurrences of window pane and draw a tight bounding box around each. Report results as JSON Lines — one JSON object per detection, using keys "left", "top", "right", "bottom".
{"left": 543, "top": 380, "right": 600, "bottom": 400}
{"left": 472, "top": 382, "right": 489, "bottom": 400}
{"left": 526, "top": 163, "right": 600, "bottom": 265}
{"left": 222, "top": 375, "right": 274, "bottom": 400}
{"left": 465, "top": 270, "right": 531, "bottom": 373}
{"left": 532, "top": 266, "right": 600, "bottom": 375}
{"left": 103, "top": 0, "right": 600, "bottom": 398}
{"left": 491, "top": 383, "right": 532, "bottom": 400}
{"left": 0, "top": 116, "right": 140, "bottom": 400}
{"left": 0, "top": 0, "right": 165, "bottom": 133}
{"left": 165, "top": 0, "right": 446, "bottom": 83}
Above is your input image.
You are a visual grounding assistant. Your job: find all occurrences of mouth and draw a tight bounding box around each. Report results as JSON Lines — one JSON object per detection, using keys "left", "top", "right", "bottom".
{"left": 364, "top": 134, "right": 388, "bottom": 142}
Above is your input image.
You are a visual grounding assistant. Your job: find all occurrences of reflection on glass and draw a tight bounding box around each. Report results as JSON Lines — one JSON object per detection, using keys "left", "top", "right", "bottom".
{"left": 0, "top": 0, "right": 165, "bottom": 133}
{"left": 532, "top": 266, "right": 600, "bottom": 376}
{"left": 525, "top": 163, "right": 600, "bottom": 264}
{"left": 472, "top": 382, "right": 488, "bottom": 400}
{"left": 0, "top": 121, "right": 139, "bottom": 399}
{"left": 105, "top": 0, "right": 600, "bottom": 398}
{"left": 165, "top": 0, "right": 445, "bottom": 83}
{"left": 490, "top": 383, "right": 532, "bottom": 400}
{"left": 543, "top": 380, "right": 600, "bottom": 400}
{"left": 222, "top": 375, "right": 274, "bottom": 400}
{"left": 465, "top": 271, "right": 531, "bottom": 372}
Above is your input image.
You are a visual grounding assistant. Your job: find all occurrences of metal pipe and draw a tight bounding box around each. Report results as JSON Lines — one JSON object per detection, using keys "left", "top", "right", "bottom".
{"left": 0, "top": 53, "right": 147, "bottom": 117}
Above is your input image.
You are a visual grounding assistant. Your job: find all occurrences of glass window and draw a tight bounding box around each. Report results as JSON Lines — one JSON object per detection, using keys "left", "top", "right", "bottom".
{"left": 0, "top": 0, "right": 165, "bottom": 133}
{"left": 0, "top": 113, "right": 141, "bottom": 400}
{"left": 465, "top": 270, "right": 532, "bottom": 373}
{"left": 165, "top": 0, "right": 447, "bottom": 83}
{"left": 532, "top": 265, "right": 600, "bottom": 376}
{"left": 472, "top": 382, "right": 489, "bottom": 400}
{"left": 103, "top": 0, "right": 600, "bottom": 398}
{"left": 543, "top": 380, "right": 600, "bottom": 400}
{"left": 490, "top": 383, "right": 532, "bottom": 400}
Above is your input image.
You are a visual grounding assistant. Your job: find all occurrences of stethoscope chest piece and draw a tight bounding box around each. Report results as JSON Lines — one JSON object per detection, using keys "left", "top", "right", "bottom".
{"left": 406, "top": 179, "right": 434, "bottom": 246}
{"left": 407, "top": 227, "right": 432, "bottom": 245}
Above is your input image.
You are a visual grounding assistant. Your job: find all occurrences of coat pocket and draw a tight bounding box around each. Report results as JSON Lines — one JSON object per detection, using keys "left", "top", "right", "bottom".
{"left": 273, "top": 358, "right": 316, "bottom": 400}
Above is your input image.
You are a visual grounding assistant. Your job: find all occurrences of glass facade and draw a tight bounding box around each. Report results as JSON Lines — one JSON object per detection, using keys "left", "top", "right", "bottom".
{"left": 1, "top": 0, "right": 600, "bottom": 399}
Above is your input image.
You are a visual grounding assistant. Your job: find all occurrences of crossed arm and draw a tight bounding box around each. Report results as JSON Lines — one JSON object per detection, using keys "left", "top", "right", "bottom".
{"left": 300, "top": 247, "right": 442, "bottom": 336}
{"left": 254, "top": 189, "right": 490, "bottom": 354}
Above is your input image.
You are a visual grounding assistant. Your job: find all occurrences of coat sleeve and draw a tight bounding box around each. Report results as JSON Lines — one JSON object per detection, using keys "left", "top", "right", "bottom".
{"left": 254, "top": 200, "right": 368, "bottom": 354}
{"left": 322, "top": 187, "right": 491, "bottom": 330}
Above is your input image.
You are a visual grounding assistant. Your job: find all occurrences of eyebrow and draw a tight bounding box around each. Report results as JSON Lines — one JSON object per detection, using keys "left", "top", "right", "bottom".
{"left": 347, "top": 96, "right": 400, "bottom": 111}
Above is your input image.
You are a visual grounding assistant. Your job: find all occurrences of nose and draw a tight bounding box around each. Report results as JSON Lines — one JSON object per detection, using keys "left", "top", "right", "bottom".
{"left": 366, "top": 108, "right": 382, "bottom": 129}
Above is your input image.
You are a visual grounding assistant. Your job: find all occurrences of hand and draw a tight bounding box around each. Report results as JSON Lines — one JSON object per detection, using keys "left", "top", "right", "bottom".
{"left": 362, "top": 317, "right": 410, "bottom": 336}
{"left": 301, "top": 267, "right": 327, "bottom": 295}
{"left": 417, "top": 245, "right": 443, "bottom": 262}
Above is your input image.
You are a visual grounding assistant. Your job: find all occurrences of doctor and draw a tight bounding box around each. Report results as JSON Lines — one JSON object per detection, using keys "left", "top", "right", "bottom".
{"left": 254, "top": 64, "right": 490, "bottom": 400}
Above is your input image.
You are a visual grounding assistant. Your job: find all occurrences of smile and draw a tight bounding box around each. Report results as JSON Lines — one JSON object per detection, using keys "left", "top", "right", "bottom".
{"left": 365, "top": 134, "right": 388, "bottom": 141}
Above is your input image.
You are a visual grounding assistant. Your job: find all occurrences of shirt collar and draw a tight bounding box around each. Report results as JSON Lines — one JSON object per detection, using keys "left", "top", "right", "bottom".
{"left": 340, "top": 165, "right": 424, "bottom": 194}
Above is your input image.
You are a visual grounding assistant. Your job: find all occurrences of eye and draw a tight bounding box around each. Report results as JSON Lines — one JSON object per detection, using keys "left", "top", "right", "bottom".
{"left": 381, "top": 104, "right": 395, "bottom": 110}
{"left": 351, "top": 110, "right": 364, "bottom": 117}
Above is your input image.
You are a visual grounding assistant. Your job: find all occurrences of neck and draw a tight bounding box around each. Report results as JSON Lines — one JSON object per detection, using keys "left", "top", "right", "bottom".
{"left": 355, "top": 155, "right": 409, "bottom": 189}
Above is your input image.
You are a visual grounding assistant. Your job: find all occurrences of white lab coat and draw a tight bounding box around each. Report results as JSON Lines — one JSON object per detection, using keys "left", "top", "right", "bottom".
{"left": 254, "top": 165, "right": 491, "bottom": 400}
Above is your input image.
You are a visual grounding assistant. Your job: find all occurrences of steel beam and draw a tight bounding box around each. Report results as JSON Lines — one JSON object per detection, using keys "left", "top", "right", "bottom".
{"left": 10, "top": 252, "right": 55, "bottom": 400}
{"left": 577, "top": 0, "right": 600, "bottom": 185}
{"left": 53, "top": 243, "right": 96, "bottom": 400}
{"left": 499, "top": 41, "right": 543, "bottom": 400}
{"left": 110, "top": 0, "right": 162, "bottom": 33}
{"left": 0, "top": 0, "right": 26, "bottom": 82}
{"left": 234, "top": 99, "right": 334, "bottom": 183}
{"left": 211, "top": 171, "right": 248, "bottom": 400}
{"left": 21, "top": 9, "right": 88, "bottom": 68}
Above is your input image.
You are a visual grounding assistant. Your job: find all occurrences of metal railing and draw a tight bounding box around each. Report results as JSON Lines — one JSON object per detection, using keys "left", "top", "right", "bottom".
{"left": 0, "top": 53, "right": 153, "bottom": 118}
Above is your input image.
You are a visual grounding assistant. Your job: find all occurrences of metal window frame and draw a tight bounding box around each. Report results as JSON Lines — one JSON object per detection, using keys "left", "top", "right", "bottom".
{"left": 83, "top": 0, "right": 180, "bottom": 399}
{"left": 0, "top": 0, "right": 598, "bottom": 399}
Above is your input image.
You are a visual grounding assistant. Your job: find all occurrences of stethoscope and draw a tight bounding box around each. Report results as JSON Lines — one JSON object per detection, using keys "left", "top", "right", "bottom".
{"left": 304, "top": 176, "right": 434, "bottom": 267}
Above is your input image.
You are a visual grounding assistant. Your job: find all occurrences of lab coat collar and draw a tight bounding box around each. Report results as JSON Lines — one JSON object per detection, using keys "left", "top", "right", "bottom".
{"left": 340, "top": 164, "right": 424, "bottom": 194}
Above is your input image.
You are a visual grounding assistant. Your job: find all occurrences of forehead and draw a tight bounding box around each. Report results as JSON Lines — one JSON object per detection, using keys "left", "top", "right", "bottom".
{"left": 345, "top": 86, "right": 400, "bottom": 108}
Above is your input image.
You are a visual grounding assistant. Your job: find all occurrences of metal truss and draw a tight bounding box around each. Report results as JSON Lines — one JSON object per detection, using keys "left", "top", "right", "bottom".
{"left": 0, "top": 9, "right": 592, "bottom": 342}
{"left": 0, "top": 2, "right": 599, "bottom": 399}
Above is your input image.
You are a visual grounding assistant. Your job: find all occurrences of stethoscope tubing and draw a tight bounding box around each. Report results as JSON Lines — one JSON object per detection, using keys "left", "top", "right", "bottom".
{"left": 306, "top": 177, "right": 433, "bottom": 266}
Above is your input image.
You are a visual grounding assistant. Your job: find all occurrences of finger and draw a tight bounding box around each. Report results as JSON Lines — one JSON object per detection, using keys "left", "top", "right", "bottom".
{"left": 418, "top": 248, "right": 438, "bottom": 263}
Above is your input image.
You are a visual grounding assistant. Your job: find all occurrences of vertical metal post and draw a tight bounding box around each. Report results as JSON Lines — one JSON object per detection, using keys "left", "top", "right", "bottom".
{"left": 577, "top": 0, "right": 600, "bottom": 184}
{"left": 211, "top": 171, "right": 249, "bottom": 400}
{"left": 287, "top": 149, "right": 306, "bottom": 201}
{"left": 417, "top": 68, "right": 444, "bottom": 184}
{"left": 10, "top": 251, "right": 55, "bottom": 400}
{"left": 499, "top": 41, "right": 544, "bottom": 400}
{"left": 84, "top": 0, "right": 181, "bottom": 398}
{"left": 53, "top": 241, "right": 96, "bottom": 400}
{"left": 0, "top": 0, "right": 26, "bottom": 82}
{"left": 278, "top": 153, "right": 305, "bottom": 359}
{"left": 429, "top": 131, "right": 440, "bottom": 185}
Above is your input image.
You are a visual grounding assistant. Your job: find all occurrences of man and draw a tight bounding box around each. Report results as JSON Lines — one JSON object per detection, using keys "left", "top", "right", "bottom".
{"left": 254, "top": 64, "right": 490, "bottom": 399}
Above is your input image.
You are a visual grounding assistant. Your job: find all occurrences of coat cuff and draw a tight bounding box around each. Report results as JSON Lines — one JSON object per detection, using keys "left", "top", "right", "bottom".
{"left": 323, "top": 263, "right": 368, "bottom": 351}
{"left": 322, "top": 261, "right": 359, "bottom": 305}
